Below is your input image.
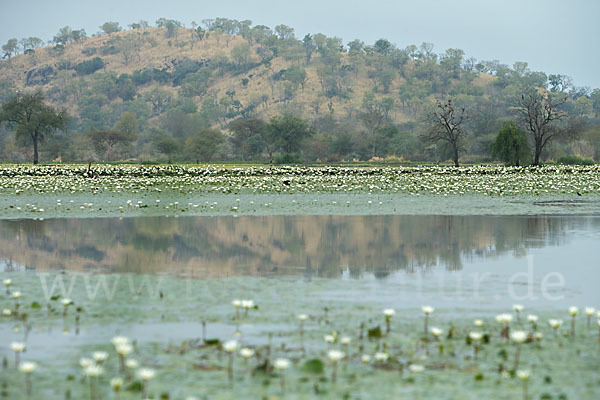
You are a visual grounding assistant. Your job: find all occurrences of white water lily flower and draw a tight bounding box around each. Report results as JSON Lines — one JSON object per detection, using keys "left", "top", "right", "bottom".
{"left": 473, "top": 319, "right": 483, "bottom": 327}
{"left": 241, "top": 300, "right": 254, "bottom": 309}
{"left": 297, "top": 314, "right": 308, "bottom": 321}
{"left": 431, "top": 327, "right": 443, "bottom": 337}
{"left": 534, "top": 332, "right": 543, "bottom": 341}
{"left": 12, "top": 291, "right": 21, "bottom": 300}
{"left": 324, "top": 334, "right": 335, "bottom": 344}
{"left": 374, "top": 352, "right": 389, "bottom": 362}
{"left": 511, "top": 331, "right": 527, "bottom": 344}
{"left": 527, "top": 315, "right": 538, "bottom": 323}
{"left": 116, "top": 343, "right": 133, "bottom": 356}
{"left": 110, "top": 377, "right": 123, "bottom": 391}
{"left": 10, "top": 342, "right": 26, "bottom": 353}
{"left": 328, "top": 350, "right": 345, "bottom": 362}
{"left": 111, "top": 336, "right": 129, "bottom": 347}
{"left": 85, "top": 365, "right": 103, "bottom": 377}
{"left": 513, "top": 304, "right": 524, "bottom": 313}
{"left": 223, "top": 340, "right": 239, "bottom": 353}
{"left": 584, "top": 307, "right": 595, "bottom": 316}
{"left": 125, "top": 359, "right": 139, "bottom": 369}
{"left": 138, "top": 368, "right": 155, "bottom": 381}
{"left": 79, "top": 358, "right": 93, "bottom": 368}
{"left": 2, "top": 309, "right": 11, "bottom": 316}
{"left": 383, "top": 308, "right": 395, "bottom": 317}
{"left": 239, "top": 348, "right": 254, "bottom": 359}
{"left": 568, "top": 306, "right": 579, "bottom": 316}
{"left": 517, "top": 370, "right": 530, "bottom": 380}
{"left": 3, "top": 279, "right": 11, "bottom": 287}
{"left": 361, "top": 354, "right": 371, "bottom": 363}
{"left": 19, "top": 361, "right": 37, "bottom": 374}
{"left": 495, "top": 313, "right": 513, "bottom": 324}
{"left": 340, "top": 336, "right": 351, "bottom": 345}
{"left": 274, "top": 358, "right": 290, "bottom": 370}
{"left": 548, "top": 319, "right": 563, "bottom": 329}
{"left": 469, "top": 332, "right": 483, "bottom": 341}
{"left": 409, "top": 364, "right": 425, "bottom": 373}
{"left": 92, "top": 351, "right": 108, "bottom": 363}
{"left": 421, "top": 306, "right": 434, "bottom": 315}
{"left": 61, "top": 298, "right": 72, "bottom": 306}
{"left": 231, "top": 299, "right": 241, "bottom": 308}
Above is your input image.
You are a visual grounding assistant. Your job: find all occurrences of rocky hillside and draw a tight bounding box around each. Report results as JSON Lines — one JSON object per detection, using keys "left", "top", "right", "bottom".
{"left": 0, "top": 20, "right": 597, "bottom": 163}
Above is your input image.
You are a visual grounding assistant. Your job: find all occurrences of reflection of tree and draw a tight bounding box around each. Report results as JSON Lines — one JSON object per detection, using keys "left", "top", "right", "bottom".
{"left": 0, "top": 215, "right": 594, "bottom": 278}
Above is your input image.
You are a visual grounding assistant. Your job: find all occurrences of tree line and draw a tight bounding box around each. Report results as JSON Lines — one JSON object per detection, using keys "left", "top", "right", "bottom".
{"left": 0, "top": 17, "right": 599, "bottom": 165}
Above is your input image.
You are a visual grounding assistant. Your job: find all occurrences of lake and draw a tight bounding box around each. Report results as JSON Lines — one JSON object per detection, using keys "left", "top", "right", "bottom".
{"left": 1, "top": 214, "right": 598, "bottom": 309}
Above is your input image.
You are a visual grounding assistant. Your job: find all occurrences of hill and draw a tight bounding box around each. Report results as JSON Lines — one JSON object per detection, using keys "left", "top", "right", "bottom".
{"left": 0, "top": 19, "right": 598, "bottom": 163}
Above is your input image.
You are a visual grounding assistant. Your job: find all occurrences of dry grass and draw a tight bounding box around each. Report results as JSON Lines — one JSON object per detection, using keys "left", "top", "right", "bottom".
{"left": 0, "top": 27, "right": 497, "bottom": 129}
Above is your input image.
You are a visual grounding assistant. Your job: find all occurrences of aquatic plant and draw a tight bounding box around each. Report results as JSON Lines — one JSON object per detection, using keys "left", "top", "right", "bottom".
{"left": 513, "top": 304, "right": 524, "bottom": 322}
{"left": 84, "top": 365, "right": 103, "bottom": 400}
{"left": 585, "top": 307, "right": 595, "bottom": 328}
{"left": 468, "top": 332, "right": 482, "bottom": 360}
{"left": 110, "top": 377, "right": 123, "bottom": 399}
{"left": 527, "top": 315, "right": 538, "bottom": 332}
{"left": 298, "top": 313, "right": 307, "bottom": 336}
{"left": 223, "top": 340, "right": 239, "bottom": 381}
{"left": 232, "top": 299, "right": 241, "bottom": 319}
{"left": 511, "top": 330, "right": 527, "bottom": 370}
{"left": 517, "top": 370, "right": 530, "bottom": 400}
{"left": 19, "top": 361, "right": 37, "bottom": 397}
{"left": 383, "top": 308, "right": 395, "bottom": 334}
{"left": 422, "top": 306, "right": 434, "bottom": 335}
{"left": 138, "top": 368, "right": 155, "bottom": 399}
{"left": 61, "top": 298, "right": 72, "bottom": 316}
{"left": 496, "top": 313, "right": 513, "bottom": 342}
{"left": 10, "top": 341, "right": 25, "bottom": 367}
{"left": 328, "top": 350, "right": 344, "bottom": 384}
{"left": 274, "top": 358, "right": 290, "bottom": 392}
{"left": 569, "top": 306, "right": 579, "bottom": 336}
{"left": 548, "top": 319, "right": 563, "bottom": 335}
{"left": 241, "top": 300, "right": 255, "bottom": 317}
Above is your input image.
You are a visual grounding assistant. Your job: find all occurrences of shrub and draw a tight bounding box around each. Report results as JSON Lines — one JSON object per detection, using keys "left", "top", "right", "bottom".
{"left": 275, "top": 153, "right": 302, "bottom": 165}
{"left": 556, "top": 155, "right": 595, "bottom": 165}
{"left": 75, "top": 57, "right": 104, "bottom": 75}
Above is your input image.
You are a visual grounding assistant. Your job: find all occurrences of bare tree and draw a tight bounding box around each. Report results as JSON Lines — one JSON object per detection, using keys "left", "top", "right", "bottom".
{"left": 420, "top": 98, "right": 467, "bottom": 167}
{"left": 514, "top": 89, "right": 568, "bottom": 165}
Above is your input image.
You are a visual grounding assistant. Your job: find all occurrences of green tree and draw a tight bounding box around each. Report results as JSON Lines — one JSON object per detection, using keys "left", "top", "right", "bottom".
{"left": 231, "top": 44, "right": 251, "bottom": 68}
{"left": 153, "top": 134, "right": 180, "bottom": 163}
{"left": 284, "top": 66, "right": 308, "bottom": 91}
{"left": 229, "top": 118, "right": 267, "bottom": 161}
{"left": 490, "top": 121, "right": 530, "bottom": 166}
{"left": 100, "top": 22, "right": 122, "bottom": 35}
{"left": 2, "top": 39, "right": 18, "bottom": 59}
{"left": 0, "top": 91, "right": 68, "bottom": 164}
{"left": 185, "top": 129, "right": 224, "bottom": 162}
{"left": 87, "top": 130, "right": 133, "bottom": 161}
{"left": 268, "top": 114, "right": 313, "bottom": 155}
{"left": 115, "top": 112, "right": 139, "bottom": 139}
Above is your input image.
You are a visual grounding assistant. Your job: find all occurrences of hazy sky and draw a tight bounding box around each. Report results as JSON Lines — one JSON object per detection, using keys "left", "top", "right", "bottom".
{"left": 1, "top": 0, "right": 598, "bottom": 88}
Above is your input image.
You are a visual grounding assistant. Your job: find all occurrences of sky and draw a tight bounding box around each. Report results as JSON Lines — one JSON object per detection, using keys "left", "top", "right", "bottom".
{"left": 1, "top": 0, "right": 599, "bottom": 88}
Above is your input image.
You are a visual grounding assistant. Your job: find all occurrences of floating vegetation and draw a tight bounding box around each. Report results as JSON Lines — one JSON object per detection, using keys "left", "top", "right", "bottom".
{"left": 0, "top": 164, "right": 599, "bottom": 197}
{"left": 1, "top": 272, "right": 599, "bottom": 399}
{"left": 0, "top": 164, "right": 598, "bottom": 218}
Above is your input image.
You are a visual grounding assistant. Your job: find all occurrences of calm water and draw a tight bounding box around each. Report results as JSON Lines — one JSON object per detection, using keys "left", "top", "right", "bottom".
{"left": 1, "top": 214, "right": 600, "bottom": 362}
{"left": 1, "top": 214, "right": 599, "bottom": 308}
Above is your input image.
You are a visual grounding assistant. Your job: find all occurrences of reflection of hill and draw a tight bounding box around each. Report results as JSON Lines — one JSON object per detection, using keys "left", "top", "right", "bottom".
{"left": 0, "top": 216, "right": 595, "bottom": 278}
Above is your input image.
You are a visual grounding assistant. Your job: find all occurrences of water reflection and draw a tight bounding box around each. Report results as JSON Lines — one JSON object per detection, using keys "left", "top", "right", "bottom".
{"left": 0, "top": 215, "right": 598, "bottom": 278}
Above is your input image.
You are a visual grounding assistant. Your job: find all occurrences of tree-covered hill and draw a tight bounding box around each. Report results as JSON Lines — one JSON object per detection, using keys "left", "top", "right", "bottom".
{"left": 0, "top": 18, "right": 599, "bottom": 164}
